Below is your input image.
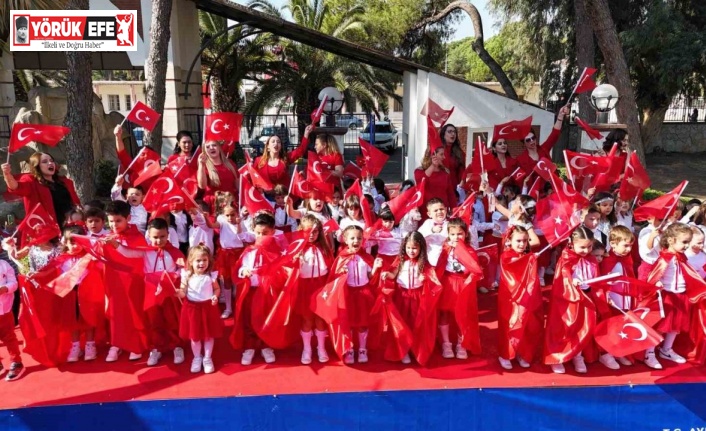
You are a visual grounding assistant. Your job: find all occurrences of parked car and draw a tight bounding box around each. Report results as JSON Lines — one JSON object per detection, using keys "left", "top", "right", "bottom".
{"left": 360, "top": 121, "right": 399, "bottom": 152}
{"left": 335, "top": 114, "right": 364, "bottom": 129}
{"left": 248, "top": 124, "right": 292, "bottom": 156}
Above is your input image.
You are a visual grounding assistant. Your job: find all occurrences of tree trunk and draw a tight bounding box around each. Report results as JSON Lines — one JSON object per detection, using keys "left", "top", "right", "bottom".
{"left": 641, "top": 105, "right": 669, "bottom": 154}
{"left": 63, "top": 0, "right": 94, "bottom": 202}
{"left": 574, "top": 0, "right": 596, "bottom": 123}
{"left": 144, "top": 0, "right": 173, "bottom": 157}
{"left": 411, "top": 0, "right": 518, "bottom": 100}
{"left": 584, "top": 0, "right": 645, "bottom": 165}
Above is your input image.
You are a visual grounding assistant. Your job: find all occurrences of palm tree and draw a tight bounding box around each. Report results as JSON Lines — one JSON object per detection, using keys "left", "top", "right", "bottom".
{"left": 246, "top": 0, "right": 401, "bottom": 135}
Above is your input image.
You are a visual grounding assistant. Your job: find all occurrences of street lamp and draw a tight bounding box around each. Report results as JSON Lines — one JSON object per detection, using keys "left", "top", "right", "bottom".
{"left": 318, "top": 86, "right": 344, "bottom": 127}
{"left": 590, "top": 84, "right": 619, "bottom": 124}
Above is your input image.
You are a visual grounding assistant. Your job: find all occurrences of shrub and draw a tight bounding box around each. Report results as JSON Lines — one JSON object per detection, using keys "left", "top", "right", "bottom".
{"left": 94, "top": 159, "right": 118, "bottom": 198}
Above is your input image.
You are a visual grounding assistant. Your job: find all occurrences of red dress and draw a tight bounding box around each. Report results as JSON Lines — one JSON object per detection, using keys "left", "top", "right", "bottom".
{"left": 414, "top": 168, "right": 457, "bottom": 209}
{"left": 203, "top": 160, "right": 239, "bottom": 202}
{"left": 179, "top": 272, "right": 224, "bottom": 340}
{"left": 443, "top": 143, "right": 464, "bottom": 189}
{"left": 254, "top": 137, "right": 310, "bottom": 190}
{"left": 319, "top": 151, "right": 344, "bottom": 186}
{"left": 516, "top": 128, "right": 561, "bottom": 174}
{"left": 9, "top": 174, "right": 80, "bottom": 228}
{"left": 489, "top": 155, "right": 519, "bottom": 188}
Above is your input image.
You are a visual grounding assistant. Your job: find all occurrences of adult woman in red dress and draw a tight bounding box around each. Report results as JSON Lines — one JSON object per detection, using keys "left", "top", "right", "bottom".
{"left": 166, "top": 131, "right": 196, "bottom": 164}
{"left": 197, "top": 141, "right": 239, "bottom": 208}
{"left": 516, "top": 106, "right": 570, "bottom": 174}
{"left": 489, "top": 138, "right": 519, "bottom": 188}
{"left": 313, "top": 133, "right": 344, "bottom": 186}
{"left": 414, "top": 147, "right": 457, "bottom": 210}
{"left": 1, "top": 153, "right": 80, "bottom": 227}
{"left": 439, "top": 124, "right": 465, "bottom": 188}
{"left": 255, "top": 125, "right": 313, "bottom": 192}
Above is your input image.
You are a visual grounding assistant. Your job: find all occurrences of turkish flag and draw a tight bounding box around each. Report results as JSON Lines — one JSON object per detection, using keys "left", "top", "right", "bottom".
{"left": 476, "top": 243, "right": 498, "bottom": 289}
{"left": 246, "top": 163, "right": 274, "bottom": 190}
{"left": 126, "top": 101, "right": 160, "bottom": 132}
{"left": 633, "top": 180, "right": 688, "bottom": 222}
{"left": 289, "top": 167, "right": 312, "bottom": 199}
{"left": 451, "top": 192, "right": 476, "bottom": 226}
{"left": 469, "top": 137, "right": 498, "bottom": 175}
{"left": 16, "top": 203, "right": 61, "bottom": 247}
{"left": 123, "top": 146, "right": 160, "bottom": 185}
{"left": 253, "top": 265, "right": 301, "bottom": 349}
{"left": 527, "top": 176, "right": 542, "bottom": 200}
{"left": 535, "top": 194, "right": 582, "bottom": 245}
{"left": 45, "top": 254, "right": 94, "bottom": 298}
{"left": 132, "top": 159, "right": 163, "bottom": 187}
{"left": 618, "top": 152, "right": 651, "bottom": 202}
{"left": 267, "top": 231, "right": 310, "bottom": 270}
{"left": 314, "top": 273, "right": 354, "bottom": 360}
{"left": 492, "top": 116, "right": 532, "bottom": 141}
{"left": 307, "top": 151, "right": 331, "bottom": 183}
{"left": 421, "top": 98, "right": 454, "bottom": 127}
{"left": 532, "top": 157, "right": 558, "bottom": 182}
{"left": 385, "top": 178, "right": 426, "bottom": 222}
{"left": 343, "top": 161, "right": 362, "bottom": 180}
{"left": 9, "top": 123, "right": 70, "bottom": 153}
{"left": 142, "top": 172, "right": 198, "bottom": 213}
{"left": 572, "top": 67, "right": 598, "bottom": 95}
{"left": 322, "top": 218, "right": 341, "bottom": 236}
{"left": 541, "top": 164, "right": 590, "bottom": 210}
{"left": 311, "top": 95, "right": 329, "bottom": 125}
{"left": 509, "top": 166, "right": 529, "bottom": 184}
{"left": 453, "top": 242, "right": 484, "bottom": 277}
{"left": 574, "top": 117, "right": 603, "bottom": 141}
{"left": 563, "top": 150, "right": 613, "bottom": 188}
{"left": 240, "top": 176, "right": 274, "bottom": 216}
{"left": 344, "top": 179, "right": 374, "bottom": 226}
{"left": 426, "top": 116, "right": 443, "bottom": 153}
{"left": 144, "top": 271, "right": 180, "bottom": 311}
{"left": 204, "top": 112, "right": 242, "bottom": 143}
{"left": 358, "top": 138, "right": 389, "bottom": 177}
{"left": 594, "top": 311, "right": 663, "bottom": 357}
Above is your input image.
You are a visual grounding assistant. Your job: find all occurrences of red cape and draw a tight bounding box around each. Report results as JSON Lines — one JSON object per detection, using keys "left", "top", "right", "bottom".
{"left": 647, "top": 251, "right": 706, "bottom": 303}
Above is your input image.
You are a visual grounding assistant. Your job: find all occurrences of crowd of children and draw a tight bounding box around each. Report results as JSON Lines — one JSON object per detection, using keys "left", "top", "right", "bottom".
{"left": 2, "top": 142, "right": 706, "bottom": 383}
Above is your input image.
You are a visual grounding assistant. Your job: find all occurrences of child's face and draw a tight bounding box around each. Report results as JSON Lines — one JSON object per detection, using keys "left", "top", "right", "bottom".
{"left": 591, "top": 248, "right": 605, "bottom": 263}
{"left": 192, "top": 251, "right": 210, "bottom": 274}
{"left": 222, "top": 207, "right": 238, "bottom": 224}
{"left": 381, "top": 219, "right": 394, "bottom": 231}
{"left": 253, "top": 224, "right": 274, "bottom": 239}
{"left": 427, "top": 203, "right": 446, "bottom": 223}
{"left": 617, "top": 200, "right": 630, "bottom": 214}
{"left": 70, "top": 213, "right": 83, "bottom": 223}
{"left": 510, "top": 232, "right": 528, "bottom": 254}
{"left": 85, "top": 216, "right": 104, "bottom": 234}
{"left": 611, "top": 239, "right": 633, "bottom": 257}
{"left": 148, "top": 227, "right": 169, "bottom": 248}
{"left": 405, "top": 241, "right": 421, "bottom": 260}
{"left": 64, "top": 239, "right": 83, "bottom": 255}
{"left": 347, "top": 206, "right": 361, "bottom": 219}
{"left": 275, "top": 195, "right": 285, "bottom": 206}
{"left": 672, "top": 208, "right": 684, "bottom": 221}
{"left": 107, "top": 214, "right": 130, "bottom": 234}
{"left": 690, "top": 234, "right": 704, "bottom": 253}
{"left": 597, "top": 201, "right": 614, "bottom": 216}
{"left": 583, "top": 212, "right": 600, "bottom": 230}
{"left": 503, "top": 188, "right": 516, "bottom": 201}
{"left": 302, "top": 222, "right": 320, "bottom": 243}
{"left": 332, "top": 192, "right": 341, "bottom": 205}
{"left": 669, "top": 232, "right": 692, "bottom": 254}
{"left": 447, "top": 226, "right": 466, "bottom": 246}
{"left": 572, "top": 238, "right": 593, "bottom": 256}
{"left": 344, "top": 230, "right": 363, "bottom": 251}
{"left": 309, "top": 198, "right": 324, "bottom": 212}
{"left": 126, "top": 188, "right": 144, "bottom": 206}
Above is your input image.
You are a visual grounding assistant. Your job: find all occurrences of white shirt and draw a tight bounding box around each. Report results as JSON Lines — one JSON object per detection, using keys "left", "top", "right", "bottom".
{"left": 328, "top": 204, "right": 342, "bottom": 222}
{"left": 686, "top": 249, "right": 706, "bottom": 278}
{"left": 571, "top": 258, "right": 596, "bottom": 291}
{"left": 239, "top": 230, "right": 289, "bottom": 250}
{"left": 469, "top": 222, "right": 494, "bottom": 249}
{"left": 346, "top": 255, "right": 371, "bottom": 287}
{"left": 118, "top": 245, "right": 180, "bottom": 274}
{"left": 491, "top": 211, "right": 508, "bottom": 238}
{"left": 131, "top": 204, "right": 148, "bottom": 234}
{"left": 0, "top": 260, "right": 18, "bottom": 315}
{"left": 217, "top": 215, "right": 245, "bottom": 249}
{"left": 659, "top": 256, "right": 686, "bottom": 293}
{"left": 444, "top": 248, "right": 467, "bottom": 273}
{"left": 300, "top": 247, "right": 329, "bottom": 279}
{"left": 189, "top": 212, "right": 214, "bottom": 253}
{"left": 638, "top": 225, "right": 661, "bottom": 264}
{"left": 274, "top": 206, "right": 296, "bottom": 230}
{"left": 606, "top": 261, "right": 630, "bottom": 309}
{"left": 616, "top": 212, "right": 634, "bottom": 232}
{"left": 418, "top": 219, "right": 448, "bottom": 266}
{"left": 182, "top": 270, "right": 218, "bottom": 302}
{"left": 370, "top": 228, "right": 403, "bottom": 256}
{"left": 238, "top": 249, "right": 264, "bottom": 287}
{"left": 396, "top": 260, "right": 423, "bottom": 290}
{"left": 88, "top": 228, "right": 110, "bottom": 237}
{"left": 172, "top": 211, "right": 189, "bottom": 243}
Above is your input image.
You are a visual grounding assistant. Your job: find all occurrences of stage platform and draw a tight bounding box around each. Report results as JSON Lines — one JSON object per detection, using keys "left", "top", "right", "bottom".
{"left": 2, "top": 293, "right": 706, "bottom": 430}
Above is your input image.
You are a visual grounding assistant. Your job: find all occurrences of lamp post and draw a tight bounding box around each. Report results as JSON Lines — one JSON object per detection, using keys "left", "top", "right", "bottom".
{"left": 580, "top": 83, "right": 625, "bottom": 153}
{"left": 315, "top": 86, "right": 348, "bottom": 154}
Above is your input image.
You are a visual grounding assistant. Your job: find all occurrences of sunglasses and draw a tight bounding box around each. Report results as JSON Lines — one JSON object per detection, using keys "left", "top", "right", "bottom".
{"left": 524, "top": 137, "right": 537, "bottom": 143}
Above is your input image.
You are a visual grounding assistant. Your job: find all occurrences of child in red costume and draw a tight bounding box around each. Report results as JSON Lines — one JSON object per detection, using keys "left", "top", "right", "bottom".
{"left": 0, "top": 257, "right": 22, "bottom": 380}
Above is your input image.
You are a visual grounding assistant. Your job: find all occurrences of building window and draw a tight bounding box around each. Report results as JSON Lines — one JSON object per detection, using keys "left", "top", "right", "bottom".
{"left": 108, "top": 94, "right": 120, "bottom": 111}
{"left": 125, "top": 94, "right": 132, "bottom": 111}
{"left": 393, "top": 98, "right": 403, "bottom": 112}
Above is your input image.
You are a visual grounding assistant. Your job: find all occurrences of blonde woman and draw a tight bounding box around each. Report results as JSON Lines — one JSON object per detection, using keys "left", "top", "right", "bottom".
{"left": 255, "top": 125, "right": 313, "bottom": 191}
{"left": 313, "top": 133, "right": 344, "bottom": 185}
{"left": 197, "top": 141, "right": 239, "bottom": 208}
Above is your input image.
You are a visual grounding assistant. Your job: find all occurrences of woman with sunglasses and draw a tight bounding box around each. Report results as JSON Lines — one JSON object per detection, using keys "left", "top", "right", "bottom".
{"left": 516, "top": 106, "right": 570, "bottom": 174}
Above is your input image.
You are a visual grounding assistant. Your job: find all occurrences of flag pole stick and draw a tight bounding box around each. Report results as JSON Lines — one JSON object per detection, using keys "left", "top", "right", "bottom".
{"left": 121, "top": 146, "right": 145, "bottom": 178}
{"left": 563, "top": 150, "right": 575, "bottom": 189}
{"left": 287, "top": 166, "right": 296, "bottom": 196}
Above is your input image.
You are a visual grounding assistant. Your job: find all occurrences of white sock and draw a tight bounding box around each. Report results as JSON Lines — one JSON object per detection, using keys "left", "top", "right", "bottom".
{"left": 439, "top": 324, "right": 450, "bottom": 343}
{"left": 663, "top": 332, "right": 679, "bottom": 351}
{"left": 223, "top": 288, "right": 233, "bottom": 312}
{"left": 191, "top": 340, "right": 202, "bottom": 358}
{"left": 204, "top": 338, "right": 214, "bottom": 359}
{"left": 315, "top": 329, "right": 327, "bottom": 348}
{"left": 301, "top": 330, "right": 313, "bottom": 351}
{"left": 457, "top": 334, "right": 464, "bottom": 347}
{"left": 358, "top": 330, "right": 368, "bottom": 350}
{"left": 72, "top": 341, "right": 80, "bottom": 347}
{"left": 539, "top": 266, "right": 546, "bottom": 278}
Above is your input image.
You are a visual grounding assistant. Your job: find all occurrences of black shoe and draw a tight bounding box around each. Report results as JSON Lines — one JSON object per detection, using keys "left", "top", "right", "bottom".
{"left": 6, "top": 362, "right": 24, "bottom": 381}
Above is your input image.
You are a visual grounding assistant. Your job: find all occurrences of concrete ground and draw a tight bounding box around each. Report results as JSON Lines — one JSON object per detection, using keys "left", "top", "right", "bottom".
{"left": 646, "top": 152, "right": 706, "bottom": 199}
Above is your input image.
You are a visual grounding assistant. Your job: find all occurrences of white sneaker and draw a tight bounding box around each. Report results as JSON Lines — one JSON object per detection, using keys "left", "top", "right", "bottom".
{"left": 190, "top": 356, "right": 203, "bottom": 373}
{"left": 106, "top": 346, "right": 121, "bottom": 362}
{"left": 517, "top": 357, "right": 531, "bottom": 368}
{"left": 539, "top": 277, "right": 546, "bottom": 287}
{"left": 202, "top": 357, "right": 215, "bottom": 374}
{"left": 491, "top": 281, "right": 499, "bottom": 290}
{"left": 84, "top": 343, "right": 97, "bottom": 361}
{"left": 401, "top": 353, "right": 411, "bottom": 364}
{"left": 441, "top": 342, "right": 454, "bottom": 359}
{"left": 644, "top": 351, "right": 663, "bottom": 369}
{"left": 599, "top": 353, "right": 620, "bottom": 370}
{"left": 241, "top": 349, "right": 256, "bottom": 366}
{"left": 317, "top": 346, "right": 329, "bottom": 363}
{"left": 498, "top": 357, "right": 513, "bottom": 370}
{"left": 301, "top": 348, "right": 312, "bottom": 365}
{"left": 343, "top": 350, "right": 355, "bottom": 365}
{"left": 147, "top": 349, "right": 162, "bottom": 367}
{"left": 659, "top": 348, "right": 687, "bottom": 364}
{"left": 478, "top": 286, "right": 489, "bottom": 294}
{"left": 550, "top": 363, "right": 566, "bottom": 374}
{"left": 129, "top": 352, "right": 142, "bottom": 361}
{"left": 261, "top": 348, "right": 276, "bottom": 364}
{"left": 358, "top": 349, "right": 368, "bottom": 364}
{"left": 572, "top": 356, "right": 587, "bottom": 373}
{"left": 67, "top": 344, "right": 82, "bottom": 363}
{"left": 455, "top": 344, "right": 468, "bottom": 360}
{"left": 220, "top": 309, "right": 232, "bottom": 319}
{"left": 616, "top": 356, "right": 633, "bottom": 366}
{"left": 173, "top": 347, "right": 185, "bottom": 365}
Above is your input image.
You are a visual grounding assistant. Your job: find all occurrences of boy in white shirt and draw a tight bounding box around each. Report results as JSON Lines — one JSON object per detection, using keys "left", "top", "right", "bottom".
{"left": 111, "top": 175, "right": 148, "bottom": 233}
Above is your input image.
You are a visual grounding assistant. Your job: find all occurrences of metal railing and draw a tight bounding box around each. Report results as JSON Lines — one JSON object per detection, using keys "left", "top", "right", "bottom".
{"left": 664, "top": 97, "right": 706, "bottom": 123}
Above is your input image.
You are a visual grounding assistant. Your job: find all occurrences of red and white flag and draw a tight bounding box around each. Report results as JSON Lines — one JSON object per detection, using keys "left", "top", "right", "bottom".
{"left": 322, "top": 218, "right": 341, "bottom": 236}
{"left": 204, "top": 112, "right": 242, "bottom": 143}
{"left": 123, "top": 146, "right": 161, "bottom": 185}
{"left": 492, "top": 116, "right": 532, "bottom": 141}
{"left": 240, "top": 176, "right": 274, "bottom": 216}
{"left": 307, "top": 151, "right": 331, "bottom": 183}
{"left": 358, "top": 138, "right": 389, "bottom": 177}
{"left": 343, "top": 161, "right": 362, "bottom": 180}
{"left": 245, "top": 163, "right": 273, "bottom": 191}
{"left": 451, "top": 192, "right": 476, "bottom": 226}
{"left": 574, "top": 117, "right": 604, "bottom": 141}
{"left": 9, "top": 124, "right": 70, "bottom": 153}
{"left": 634, "top": 180, "right": 688, "bottom": 222}
{"left": 385, "top": 178, "right": 426, "bottom": 222}
{"left": 15, "top": 203, "right": 61, "bottom": 247}
{"left": 572, "top": 67, "right": 598, "bottom": 96}
{"left": 421, "top": 98, "right": 454, "bottom": 127}
{"left": 126, "top": 101, "right": 160, "bottom": 131}
{"left": 563, "top": 150, "right": 613, "bottom": 188}
{"left": 618, "top": 152, "right": 651, "bottom": 202}
{"left": 426, "top": 116, "right": 443, "bottom": 153}
{"left": 594, "top": 310, "right": 663, "bottom": 358}
{"left": 311, "top": 95, "right": 329, "bottom": 125}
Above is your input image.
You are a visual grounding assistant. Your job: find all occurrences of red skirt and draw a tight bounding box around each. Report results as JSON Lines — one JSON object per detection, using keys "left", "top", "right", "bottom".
{"left": 637, "top": 261, "right": 656, "bottom": 281}
{"left": 394, "top": 287, "right": 422, "bottom": 330}
{"left": 654, "top": 291, "right": 691, "bottom": 333}
{"left": 179, "top": 299, "right": 224, "bottom": 340}
{"left": 215, "top": 248, "right": 243, "bottom": 283}
{"left": 440, "top": 272, "right": 468, "bottom": 311}
{"left": 298, "top": 275, "right": 328, "bottom": 319}
{"left": 378, "top": 254, "right": 398, "bottom": 273}
{"left": 346, "top": 284, "right": 374, "bottom": 328}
